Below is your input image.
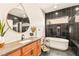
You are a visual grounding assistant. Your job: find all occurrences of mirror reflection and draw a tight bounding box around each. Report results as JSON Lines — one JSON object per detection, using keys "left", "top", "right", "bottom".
{"left": 7, "top": 8, "right": 30, "bottom": 32}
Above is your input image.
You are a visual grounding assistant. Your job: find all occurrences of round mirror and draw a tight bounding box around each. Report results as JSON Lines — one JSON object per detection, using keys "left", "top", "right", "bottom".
{"left": 7, "top": 8, "right": 30, "bottom": 33}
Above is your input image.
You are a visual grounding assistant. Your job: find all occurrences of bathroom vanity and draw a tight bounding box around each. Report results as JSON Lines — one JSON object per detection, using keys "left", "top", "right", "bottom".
{"left": 0, "top": 4, "right": 42, "bottom": 56}
{"left": 0, "top": 37, "right": 41, "bottom": 56}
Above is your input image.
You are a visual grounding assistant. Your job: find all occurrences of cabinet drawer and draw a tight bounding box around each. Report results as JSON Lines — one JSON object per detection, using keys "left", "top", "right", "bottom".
{"left": 8, "top": 49, "right": 21, "bottom": 56}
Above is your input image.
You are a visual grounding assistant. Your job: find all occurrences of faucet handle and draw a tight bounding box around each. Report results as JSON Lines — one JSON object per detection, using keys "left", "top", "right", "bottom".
{"left": 21, "top": 34, "right": 25, "bottom": 40}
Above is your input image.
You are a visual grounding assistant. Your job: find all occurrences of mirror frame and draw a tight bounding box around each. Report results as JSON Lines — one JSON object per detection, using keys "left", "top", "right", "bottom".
{"left": 6, "top": 7, "right": 30, "bottom": 33}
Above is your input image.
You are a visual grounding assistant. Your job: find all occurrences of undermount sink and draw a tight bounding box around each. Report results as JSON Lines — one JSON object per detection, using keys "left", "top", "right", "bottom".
{"left": 19, "top": 40, "right": 32, "bottom": 44}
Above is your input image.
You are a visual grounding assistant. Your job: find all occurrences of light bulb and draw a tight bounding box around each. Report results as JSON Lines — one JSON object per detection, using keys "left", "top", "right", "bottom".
{"left": 55, "top": 12, "right": 58, "bottom": 15}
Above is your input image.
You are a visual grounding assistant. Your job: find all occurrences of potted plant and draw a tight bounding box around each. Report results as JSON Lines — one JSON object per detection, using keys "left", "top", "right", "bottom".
{"left": 0, "top": 20, "right": 9, "bottom": 48}
{"left": 30, "top": 26, "right": 36, "bottom": 37}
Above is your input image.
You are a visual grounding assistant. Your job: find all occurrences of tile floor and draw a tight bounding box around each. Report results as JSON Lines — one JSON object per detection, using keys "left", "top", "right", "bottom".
{"left": 41, "top": 47, "right": 75, "bottom": 56}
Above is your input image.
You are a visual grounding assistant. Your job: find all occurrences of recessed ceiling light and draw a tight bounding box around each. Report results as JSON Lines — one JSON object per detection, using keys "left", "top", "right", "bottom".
{"left": 55, "top": 12, "right": 58, "bottom": 15}
{"left": 54, "top": 5, "right": 57, "bottom": 8}
{"left": 23, "top": 14, "right": 26, "bottom": 18}
{"left": 75, "top": 7, "right": 79, "bottom": 11}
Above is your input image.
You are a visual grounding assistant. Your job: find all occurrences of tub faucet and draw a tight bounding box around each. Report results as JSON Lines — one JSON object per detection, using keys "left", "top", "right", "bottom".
{"left": 21, "top": 34, "right": 25, "bottom": 40}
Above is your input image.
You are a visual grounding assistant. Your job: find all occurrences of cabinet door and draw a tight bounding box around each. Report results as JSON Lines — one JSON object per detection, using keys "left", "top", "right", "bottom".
{"left": 8, "top": 49, "right": 21, "bottom": 56}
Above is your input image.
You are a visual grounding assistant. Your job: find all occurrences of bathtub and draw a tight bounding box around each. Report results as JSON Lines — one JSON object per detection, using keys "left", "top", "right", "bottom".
{"left": 45, "top": 37, "right": 69, "bottom": 50}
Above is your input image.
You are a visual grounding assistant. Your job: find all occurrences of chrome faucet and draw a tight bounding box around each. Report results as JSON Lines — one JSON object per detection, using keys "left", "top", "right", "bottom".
{"left": 21, "top": 34, "right": 25, "bottom": 40}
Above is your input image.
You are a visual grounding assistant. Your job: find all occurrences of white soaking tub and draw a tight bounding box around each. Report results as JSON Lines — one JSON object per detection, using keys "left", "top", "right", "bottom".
{"left": 45, "top": 37, "right": 69, "bottom": 50}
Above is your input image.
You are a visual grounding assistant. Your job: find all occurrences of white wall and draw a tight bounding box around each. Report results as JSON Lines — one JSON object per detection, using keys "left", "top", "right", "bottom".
{"left": 0, "top": 3, "right": 45, "bottom": 43}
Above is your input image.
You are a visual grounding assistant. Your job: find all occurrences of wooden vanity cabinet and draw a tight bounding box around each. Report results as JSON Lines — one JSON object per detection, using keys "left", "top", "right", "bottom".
{"left": 32, "top": 41, "right": 38, "bottom": 56}
{"left": 22, "top": 42, "right": 36, "bottom": 56}
{"left": 22, "top": 40, "right": 41, "bottom": 56}
{"left": 23, "top": 49, "right": 33, "bottom": 56}
{"left": 33, "top": 40, "right": 41, "bottom": 56}
{"left": 7, "top": 40, "right": 41, "bottom": 56}
{"left": 37, "top": 40, "right": 41, "bottom": 56}
{"left": 7, "top": 49, "right": 21, "bottom": 56}
{"left": 22, "top": 43, "right": 33, "bottom": 56}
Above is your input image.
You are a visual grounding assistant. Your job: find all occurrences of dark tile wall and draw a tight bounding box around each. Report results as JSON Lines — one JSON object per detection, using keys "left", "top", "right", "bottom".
{"left": 45, "top": 5, "right": 79, "bottom": 39}
{"left": 45, "top": 5, "right": 79, "bottom": 56}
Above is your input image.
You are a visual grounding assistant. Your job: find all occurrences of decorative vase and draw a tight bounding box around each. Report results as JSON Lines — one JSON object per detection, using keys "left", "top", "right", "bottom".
{"left": 31, "top": 26, "right": 37, "bottom": 37}
{"left": 0, "top": 36, "right": 5, "bottom": 48}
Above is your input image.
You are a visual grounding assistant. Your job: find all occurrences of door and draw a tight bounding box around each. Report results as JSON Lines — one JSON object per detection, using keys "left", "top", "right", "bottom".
{"left": 56, "top": 26, "right": 61, "bottom": 37}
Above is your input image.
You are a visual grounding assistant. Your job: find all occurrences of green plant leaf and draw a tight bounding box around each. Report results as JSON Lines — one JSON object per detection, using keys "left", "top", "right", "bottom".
{"left": 0, "top": 20, "right": 9, "bottom": 37}
{"left": 1, "top": 24, "right": 5, "bottom": 36}
{"left": 2, "top": 27, "right": 9, "bottom": 36}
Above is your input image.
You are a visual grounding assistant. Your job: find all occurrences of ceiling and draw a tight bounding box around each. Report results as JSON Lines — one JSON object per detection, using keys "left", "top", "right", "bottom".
{"left": 8, "top": 3, "right": 79, "bottom": 17}
{"left": 36, "top": 3, "right": 79, "bottom": 13}
{"left": 9, "top": 8, "right": 28, "bottom": 18}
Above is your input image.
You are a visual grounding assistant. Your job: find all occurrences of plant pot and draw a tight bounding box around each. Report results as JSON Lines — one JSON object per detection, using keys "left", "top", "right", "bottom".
{"left": 0, "top": 36, "right": 5, "bottom": 48}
